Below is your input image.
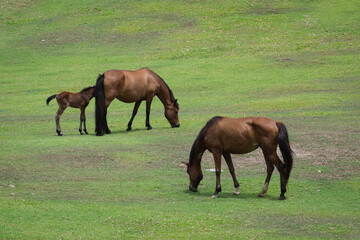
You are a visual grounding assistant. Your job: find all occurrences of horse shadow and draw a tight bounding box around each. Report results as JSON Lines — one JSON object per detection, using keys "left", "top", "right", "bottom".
{"left": 183, "top": 190, "right": 279, "bottom": 200}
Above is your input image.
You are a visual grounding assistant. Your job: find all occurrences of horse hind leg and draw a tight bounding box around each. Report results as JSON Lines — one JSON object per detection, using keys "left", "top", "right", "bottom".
{"left": 223, "top": 152, "right": 240, "bottom": 195}
{"left": 261, "top": 151, "right": 287, "bottom": 200}
{"left": 258, "top": 154, "right": 275, "bottom": 198}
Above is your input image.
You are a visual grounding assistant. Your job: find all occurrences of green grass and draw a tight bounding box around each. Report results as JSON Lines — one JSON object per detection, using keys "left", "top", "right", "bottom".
{"left": 1, "top": 0, "right": 359, "bottom": 239}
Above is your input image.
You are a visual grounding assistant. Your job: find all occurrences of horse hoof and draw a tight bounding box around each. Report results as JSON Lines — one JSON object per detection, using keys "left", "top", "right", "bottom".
{"left": 278, "top": 195, "right": 286, "bottom": 200}
{"left": 56, "top": 130, "right": 63, "bottom": 136}
{"left": 105, "top": 129, "right": 111, "bottom": 134}
{"left": 147, "top": 126, "right": 152, "bottom": 130}
{"left": 126, "top": 127, "right": 132, "bottom": 131}
{"left": 84, "top": 130, "right": 88, "bottom": 135}
{"left": 258, "top": 193, "right": 264, "bottom": 198}
{"left": 233, "top": 191, "right": 240, "bottom": 196}
{"left": 211, "top": 194, "right": 218, "bottom": 199}
{"left": 80, "top": 132, "right": 84, "bottom": 135}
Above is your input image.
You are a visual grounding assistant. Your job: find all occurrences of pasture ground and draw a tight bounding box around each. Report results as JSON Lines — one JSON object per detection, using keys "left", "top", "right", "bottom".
{"left": 0, "top": 0, "right": 359, "bottom": 239}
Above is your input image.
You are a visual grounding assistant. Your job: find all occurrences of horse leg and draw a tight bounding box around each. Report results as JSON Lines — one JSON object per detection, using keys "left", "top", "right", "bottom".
{"left": 55, "top": 106, "right": 66, "bottom": 136}
{"left": 211, "top": 150, "right": 222, "bottom": 199}
{"left": 83, "top": 108, "right": 88, "bottom": 135}
{"left": 223, "top": 152, "right": 240, "bottom": 195}
{"left": 104, "top": 100, "right": 112, "bottom": 134}
{"left": 79, "top": 107, "right": 85, "bottom": 135}
{"left": 145, "top": 98, "right": 153, "bottom": 130}
{"left": 258, "top": 154, "right": 275, "bottom": 197}
{"left": 264, "top": 152, "right": 287, "bottom": 200}
{"left": 127, "top": 101, "right": 142, "bottom": 131}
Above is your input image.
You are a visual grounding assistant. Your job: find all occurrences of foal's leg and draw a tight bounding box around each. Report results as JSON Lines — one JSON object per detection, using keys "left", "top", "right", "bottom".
{"left": 145, "top": 98, "right": 153, "bottom": 130}
{"left": 127, "top": 101, "right": 142, "bottom": 131}
{"left": 223, "top": 152, "right": 240, "bottom": 195}
{"left": 212, "top": 150, "right": 222, "bottom": 199}
{"left": 258, "top": 154, "right": 275, "bottom": 197}
{"left": 79, "top": 107, "right": 86, "bottom": 135}
{"left": 83, "top": 108, "right": 88, "bottom": 135}
{"left": 55, "top": 106, "right": 66, "bottom": 136}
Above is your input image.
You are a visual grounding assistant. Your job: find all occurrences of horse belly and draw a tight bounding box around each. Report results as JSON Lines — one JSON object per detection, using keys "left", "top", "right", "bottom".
{"left": 220, "top": 130, "right": 259, "bottom": 154}
{"left": 115, "top": 79, "right": 155, "bottom": 103}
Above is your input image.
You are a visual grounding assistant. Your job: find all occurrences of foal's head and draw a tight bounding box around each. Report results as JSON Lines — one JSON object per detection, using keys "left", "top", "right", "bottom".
{"left": 165, "top": 99, "right": 180, "bottom": 128}
{"left": 183, "top": 161, "right": 203, "bottom": 192}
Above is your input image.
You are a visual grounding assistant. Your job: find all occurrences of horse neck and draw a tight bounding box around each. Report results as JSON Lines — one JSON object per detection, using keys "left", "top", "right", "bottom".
{"left": 83, "top": 89, "right": 95, "bottom": 99}
{"left": 189, "top": 138, "right": 206, "bottom": 168}
{"left": 156, "top": 79, "right": 173, "bottom": 109}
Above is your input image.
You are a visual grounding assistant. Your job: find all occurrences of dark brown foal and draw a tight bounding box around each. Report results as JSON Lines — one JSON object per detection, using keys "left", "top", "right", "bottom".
{"left": 46, "top": 86, "right": 95, "bottom": 136}
{"left": 183, "top": 116, "right": 294, "bottom": 200}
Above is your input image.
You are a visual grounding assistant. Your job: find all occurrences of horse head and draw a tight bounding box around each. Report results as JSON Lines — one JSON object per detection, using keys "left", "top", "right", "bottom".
{"left": 182, "top": 161, "right": 203, "bottom": 192}
{"left": 165, "top": 99, "right": 180, "bottom": 128}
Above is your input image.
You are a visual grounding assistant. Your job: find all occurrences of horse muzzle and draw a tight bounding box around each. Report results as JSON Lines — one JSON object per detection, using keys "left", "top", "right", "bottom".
{"left": 172, "top": 123, "right": 180, "bottom": 128}
{"left": 189, "top": 186, "right": 197, "bottom": 192}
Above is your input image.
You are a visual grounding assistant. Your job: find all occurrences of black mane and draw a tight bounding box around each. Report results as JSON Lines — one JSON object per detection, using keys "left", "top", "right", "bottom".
{"left": 80, "top": 86, "right": 95, "bottom": 93}
{"left": 154, "top": 73, "right": 176, "bottom": 102}
{"left": 189, "top": 116, "right": 223, "bottom": 165}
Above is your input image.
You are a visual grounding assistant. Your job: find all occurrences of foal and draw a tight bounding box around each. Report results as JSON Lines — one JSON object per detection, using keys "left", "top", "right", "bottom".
{"left": 183, "top": 116, "right": 294, "bottom": 200}
{"left": 46, "top": 86, "right": 95, "bottom": 136}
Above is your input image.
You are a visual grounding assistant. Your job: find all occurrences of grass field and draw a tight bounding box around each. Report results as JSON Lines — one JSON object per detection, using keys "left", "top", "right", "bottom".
{"left": 1, "top": 0, "right": 359, "bottom": 239}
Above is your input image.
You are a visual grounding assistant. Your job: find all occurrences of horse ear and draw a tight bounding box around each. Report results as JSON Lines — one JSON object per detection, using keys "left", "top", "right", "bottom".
{"left": 182, "top": 161, "right": 189, "bottom": 166}
{"left": 174, "top": 99, "right": 178, "bottom": 105}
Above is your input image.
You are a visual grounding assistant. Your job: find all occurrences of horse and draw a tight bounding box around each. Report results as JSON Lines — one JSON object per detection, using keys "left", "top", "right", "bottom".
{"left": 46, "top": 86, "right": 95, "bottom": 136}
{"left": 94, "top": 68, "right": 180, "bottom": 136}
{"left": 182, "top": 116, "right": 294, "bottom": 200}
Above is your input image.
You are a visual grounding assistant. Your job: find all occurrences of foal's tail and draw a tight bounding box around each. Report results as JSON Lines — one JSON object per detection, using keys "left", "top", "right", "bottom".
{"left": 46, "top": 94, "right": 57, "bottom": 105}
{"left": 95, "top": 74, "right": 106, "bottom": 136}
{"left": 276, "top": 122, "right": 294, "bottom": 183}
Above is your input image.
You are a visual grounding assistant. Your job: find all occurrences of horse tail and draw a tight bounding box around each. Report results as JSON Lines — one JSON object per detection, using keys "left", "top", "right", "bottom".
{"left": 95, "top": 74, "right": 106, "bottom": 136}
{"left": 276, "top": 122, "right": 294, "bottom": 183}
{"left": 46, "top": 94, "right": 57, "bottom": 105}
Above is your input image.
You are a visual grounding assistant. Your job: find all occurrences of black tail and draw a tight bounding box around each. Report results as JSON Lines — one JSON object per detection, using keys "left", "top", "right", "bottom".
{"left": 276, "top": 122, "right": 294, "bottom": 183}
{"left": 46, "top": 94, "right": 57, "bottom": 105}
{"left": 95, "top": 74, "right": 106, "bottom": 136}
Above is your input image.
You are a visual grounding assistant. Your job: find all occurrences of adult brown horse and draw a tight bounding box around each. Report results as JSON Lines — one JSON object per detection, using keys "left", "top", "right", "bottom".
{"left": 94, "top": 68, "right": 180, "bottom": 136}
{"left": 46, "top": 86, "right": 95, "bottom": 136}
{"left": 183, "top": 116, "right": 294, "bottom": 200}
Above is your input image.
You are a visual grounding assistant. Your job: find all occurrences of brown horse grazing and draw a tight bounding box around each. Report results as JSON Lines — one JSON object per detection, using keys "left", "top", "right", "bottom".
{"left": 183, "top": 116, "right": 294, "bottom": 200}
{"left": 46, "top": 86, "right": 95, "bottom": 136}
{"left": 94, "top": 68, "right": 180, "bottom": 136}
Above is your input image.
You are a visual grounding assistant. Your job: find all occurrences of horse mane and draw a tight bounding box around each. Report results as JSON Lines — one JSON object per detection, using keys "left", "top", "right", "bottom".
{"left": 154, "top": 72, "right": 176, "bottom": 102}
{"left": 189, "top": 116, "right": 223, "bottom": 165}
{"left": 80, "top": 86, "right": 95, "bottom": 93}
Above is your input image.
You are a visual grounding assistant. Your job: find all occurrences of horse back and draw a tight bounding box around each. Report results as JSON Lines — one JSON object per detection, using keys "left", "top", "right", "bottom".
{"left": 204, "top": 117, "right": 278, "bottom": 154}
{"left": 103, "top": 68, "right": 159, "bottom": 103}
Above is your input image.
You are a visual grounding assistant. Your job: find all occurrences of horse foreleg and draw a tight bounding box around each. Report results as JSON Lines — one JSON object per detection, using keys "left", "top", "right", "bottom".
{"left": 145, "top": 98, "right": 153, "bottom": 130}
{"left": 127, "top": 101, "right": 142, "bottom": 131}
{"left": 258, "top": 154, "right": 275, "bottom": 198}
{"left": 83, "top": 109, "right": 88, "bottom": 135}
{"left": 211, "top": 150, "right": 222, "bottom": 199}
{"left": 223, "top": 152, "right": 240, "bottom": 195}
{"left": 79, "top": 107, "right": 86, "bottom": 135}
{"left": 55, "top": 106, "right": 66, "bottom": 136}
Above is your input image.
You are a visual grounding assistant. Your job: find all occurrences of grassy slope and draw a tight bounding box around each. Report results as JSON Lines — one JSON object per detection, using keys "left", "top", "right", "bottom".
{"left": 0, "top": 0, "right": 359, "bottom": 239}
